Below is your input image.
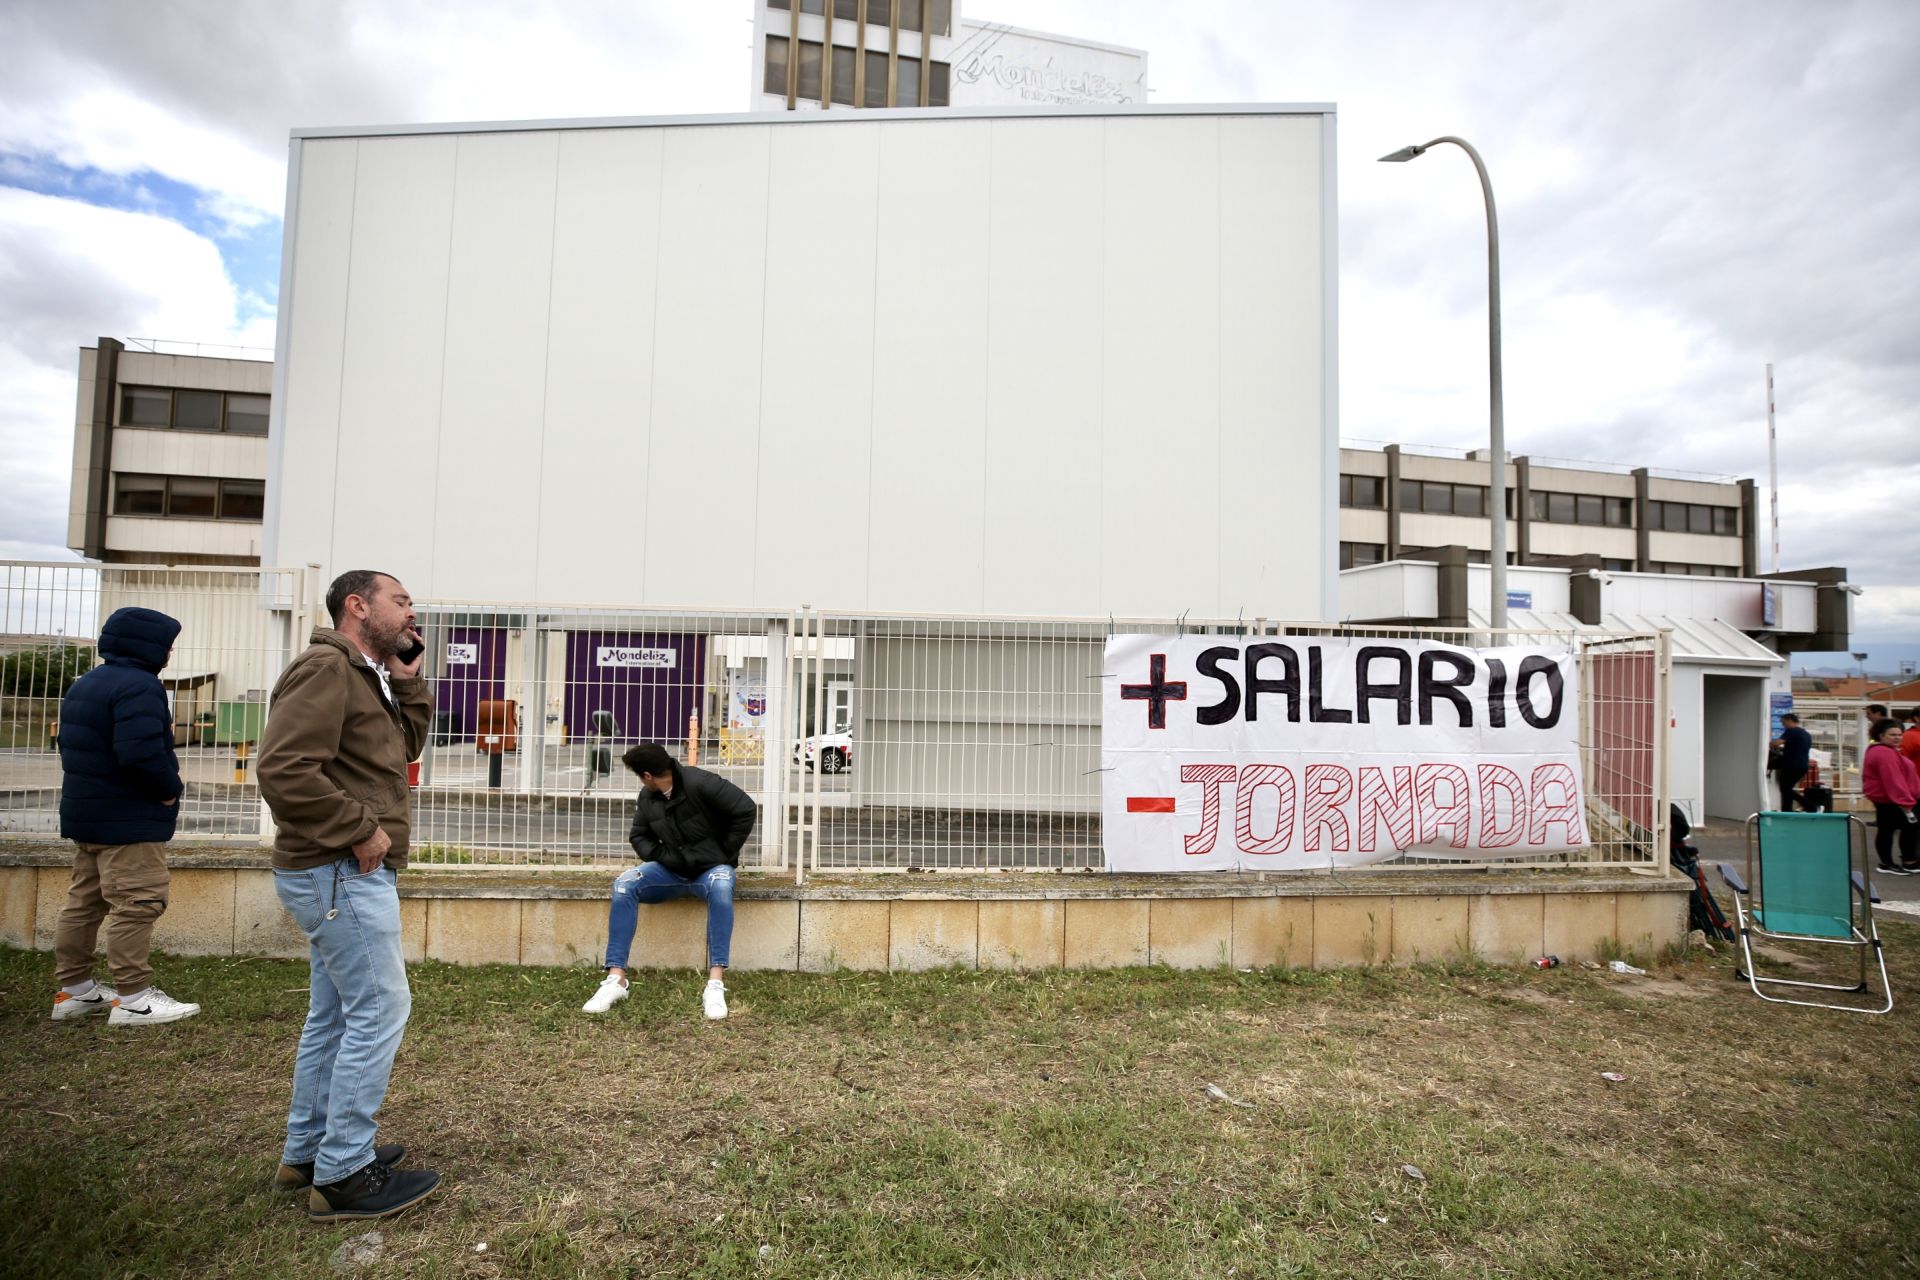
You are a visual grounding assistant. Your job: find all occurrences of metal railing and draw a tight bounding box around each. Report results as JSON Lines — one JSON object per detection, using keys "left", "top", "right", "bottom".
{"left": 2, "top": 562, "right": 1669, "bottom": 874}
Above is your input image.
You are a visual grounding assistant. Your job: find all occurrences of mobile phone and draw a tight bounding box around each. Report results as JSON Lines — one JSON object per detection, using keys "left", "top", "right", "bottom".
{"left": 396, "top": 631, "right": 425, "bottom": 665}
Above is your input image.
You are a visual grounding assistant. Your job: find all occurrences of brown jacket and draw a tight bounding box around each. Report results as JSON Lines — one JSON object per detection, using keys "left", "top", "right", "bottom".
{"left": 257, "top": 628, "right": 431, "bottom": 871}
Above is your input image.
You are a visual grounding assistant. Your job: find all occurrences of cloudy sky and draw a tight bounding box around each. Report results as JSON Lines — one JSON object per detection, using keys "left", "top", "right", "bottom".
{"left": 2, "top": 0, "right": 1916, "bottom": 644}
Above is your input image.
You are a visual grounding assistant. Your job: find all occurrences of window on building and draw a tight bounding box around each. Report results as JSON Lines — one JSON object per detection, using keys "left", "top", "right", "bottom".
{"left": 1340, "top": 542, "right": 1385, "bottom": 570}
{"left": 928, "top": 59, "right": 950, "bottom": 106}
{"left": 167, "top": 476, "right": 217, "bottom": 519}
{"left": 1604, "top": 558, "right": 1634, "bottom": 572}
{"left": 927, "top": 0, "right": 952, "bottom": 35}
{"left": 122, "top": 387, "right": 171, "bottom": 426}
{"left": 1648, "top": 500, "right": 1738, "bottom": 535}
{"left": 896, "top": 54, "right": 921, "bottom": 105}
{"left": 796, "top": 39, "right": 824, "bottom": 99}
{"left": 173, "top": 390, "right": 221, "bottom": 430}
{"left": 865, "top": 0, "right": 889, "bottom": 24}
{"left": 833, "top": 0, "right": 860, "bottom": 20}
{"left": 112, "top": 473, "right": 264, "bottom": 520}
{"left": 226, "top": 394, "right": 269, "bottom": 434}
{"left": 864, "top": 50, "right": 888, "bottom": 105}
{"left": 112, "top": 474, "right": 166, "bottom": 516}
{"left": 831, "top": 45, "right": 856, "bottom": 103}
{"left": 1398, "top": 479, "right": 1488, "bottom": 515}
{"left": 1526, "top": 489, "right": 1634, "bottom": 526}
{"left": 117, "top": 387, "right": 272, "bottom": 435}
{"left": 765, "top": 35, "right": 790, "bottom": 95}
{"left": 220, "top": 479, "right": 265, "bottom": 520}
{"left": 1338, "top": 474, "right": 1384, "bottom": 509}
{"left": 899, "top": 0, "right": 922, "bottom": 32}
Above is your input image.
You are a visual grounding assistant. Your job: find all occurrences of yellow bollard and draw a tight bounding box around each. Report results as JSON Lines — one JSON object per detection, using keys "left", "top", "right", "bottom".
{"left": 686, "top": 711, "right": 700, "bottom": 766}
{"left": 233, "top": 740, "right": 250, "bottom": 784}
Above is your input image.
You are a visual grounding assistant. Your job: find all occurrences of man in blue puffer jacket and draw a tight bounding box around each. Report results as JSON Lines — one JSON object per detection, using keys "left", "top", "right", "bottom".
{"left": 50, "top": 606, "right": 201, "bottom": 1026}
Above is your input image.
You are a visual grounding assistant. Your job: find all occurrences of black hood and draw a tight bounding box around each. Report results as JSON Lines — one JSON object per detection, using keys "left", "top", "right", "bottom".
{"left": 98, "top": 607, "right": 181, "bottom": 673}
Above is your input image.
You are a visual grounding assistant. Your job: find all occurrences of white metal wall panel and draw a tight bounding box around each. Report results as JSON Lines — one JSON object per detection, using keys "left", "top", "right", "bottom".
{"left": 272, "top": 138, "right": 359, "bottom": 573}
{"left": 432, "top": 132, "right": 560, "bottom": 600}
{"left": 329, "top": 136, "right": 458, "bottom": 586}
{"left": 754, "top": 122, "right": 881, "bottom": 610}
{"left": 1219, "top": 115, "right": 1323, "bottom": 620}
{"left": 868, "top": 119, "right": 993, "bottom": 612}
{"left": 1101, "top": 117, "right": 1222, "bottom": 616}
{"left": 276, "top": 110, "right": 1334, "bottom": 618}
{"left": 643, "top": 125, "right": 771, "bottom": 606}
{"left": 982, "top": 118, "right": 1105, "bottom": 617}
{"left": 537, "top": 128, "right": 666, "bottom": 605}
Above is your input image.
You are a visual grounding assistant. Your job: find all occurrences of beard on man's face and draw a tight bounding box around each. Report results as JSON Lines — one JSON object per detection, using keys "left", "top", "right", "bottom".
{"left": 366, "top": 612, "right": 411, "bottom": 659}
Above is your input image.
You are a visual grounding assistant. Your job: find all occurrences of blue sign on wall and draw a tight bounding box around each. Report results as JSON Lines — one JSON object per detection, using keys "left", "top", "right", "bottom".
{"left": 1769, "top": 691, "right": 1794, "bottom": 739}
{"left": 1761, "top": 582, "right": 1777, "bottom": 627}
{"left": 1506, "top": 590, "right": 1532, "bottom": 610}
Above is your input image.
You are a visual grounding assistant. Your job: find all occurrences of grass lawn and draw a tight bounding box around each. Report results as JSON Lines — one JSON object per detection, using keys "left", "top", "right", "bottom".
{"left": 3, "top": 926, "right": 1918, "bottom": 1279}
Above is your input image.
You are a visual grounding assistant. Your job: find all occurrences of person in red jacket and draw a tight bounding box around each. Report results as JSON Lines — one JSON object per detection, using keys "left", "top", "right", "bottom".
{"left": 1861, "top": 719, "right": 1920, "bottom": 875}
{"left": 1899, "top": 708, "right": 1920, "bottom": 770}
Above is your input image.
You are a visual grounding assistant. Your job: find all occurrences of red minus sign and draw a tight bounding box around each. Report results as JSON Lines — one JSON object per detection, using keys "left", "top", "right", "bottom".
{"left": 1127, "top": 796, "right": 1177, "bottom": 813}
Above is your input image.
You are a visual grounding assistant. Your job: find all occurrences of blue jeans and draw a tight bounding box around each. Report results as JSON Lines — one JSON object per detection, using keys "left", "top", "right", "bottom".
{"left": 273, "top": 859, "right": 412, "bottom": 1185}
{"left": 606, "top": 862, "right": 735, "bottom": 970}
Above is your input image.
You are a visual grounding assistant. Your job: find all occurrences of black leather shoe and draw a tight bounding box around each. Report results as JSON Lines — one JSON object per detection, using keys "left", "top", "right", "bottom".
{"left": 274, "top": 1143, "right": 407, "bottom": 1192}
{"left": 306, "top": 1161, "right": 440, "bottom": 1222}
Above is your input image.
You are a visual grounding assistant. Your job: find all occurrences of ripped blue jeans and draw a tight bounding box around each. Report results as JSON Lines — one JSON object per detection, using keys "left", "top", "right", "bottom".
{"left": 604, "top": 861, "right": 735, "bottom": 970}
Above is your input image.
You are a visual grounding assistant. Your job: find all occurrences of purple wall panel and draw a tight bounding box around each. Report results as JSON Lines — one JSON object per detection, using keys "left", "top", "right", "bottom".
{"left": 563, "top": 630, "right": 705, "bottom": 744}
{"left": 434, "top": 626, "right": 505, "bottom": 741}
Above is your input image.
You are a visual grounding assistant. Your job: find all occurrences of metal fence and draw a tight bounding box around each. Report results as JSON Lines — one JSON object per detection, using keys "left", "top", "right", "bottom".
{"left": 1, "top": 562, "right": 1670, "bottom": 874}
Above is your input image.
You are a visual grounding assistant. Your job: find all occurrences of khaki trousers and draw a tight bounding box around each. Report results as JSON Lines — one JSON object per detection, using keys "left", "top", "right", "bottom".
{"left": 54, "top": 841, "right": 171, "bottom": 992}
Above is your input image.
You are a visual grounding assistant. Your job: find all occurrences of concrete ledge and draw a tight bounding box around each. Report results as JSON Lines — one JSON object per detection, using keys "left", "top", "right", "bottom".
{"left": 0, "top": 840, "right": 1691, "bottom": 972}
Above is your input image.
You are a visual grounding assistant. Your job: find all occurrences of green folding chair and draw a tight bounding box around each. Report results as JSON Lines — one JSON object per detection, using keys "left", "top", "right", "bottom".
{"left": 1718, "top": 812, "right": 1892, "bottom": 1014}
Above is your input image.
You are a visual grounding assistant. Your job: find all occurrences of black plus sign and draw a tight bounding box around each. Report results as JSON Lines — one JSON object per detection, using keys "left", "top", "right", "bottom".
{"left": 1122, "top": 653, "right": 1187, "bottom": 730}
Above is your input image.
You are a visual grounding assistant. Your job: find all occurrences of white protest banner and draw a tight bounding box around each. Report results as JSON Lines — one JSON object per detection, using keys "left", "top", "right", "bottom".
{"left": 597, "top": 646, "right": 677, "bottom": 670}
{"left": 1103, "top": 634, "right": 1589, "bottom": 871}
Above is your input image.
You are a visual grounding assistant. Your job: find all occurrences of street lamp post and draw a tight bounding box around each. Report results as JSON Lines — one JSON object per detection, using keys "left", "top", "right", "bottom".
{"left": 1380, "top": 136, "right": 1508, "bottom": 630}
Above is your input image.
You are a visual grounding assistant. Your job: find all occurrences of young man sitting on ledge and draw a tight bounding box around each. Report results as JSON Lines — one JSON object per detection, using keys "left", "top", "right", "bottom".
{"left": 583, "top": 743, "right": 758, "bottom": 1021}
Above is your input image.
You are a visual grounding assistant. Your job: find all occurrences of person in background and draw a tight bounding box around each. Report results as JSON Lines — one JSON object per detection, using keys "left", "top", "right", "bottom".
{"left": 1861, "top": 719, "right": 1920, "bottom": 876}
{"left": 1865, "top": 703, "right": 1891, "bottom": 738}
{"left": 581, "top": 743, "right": 757, "bottom": 1022}
{"left": 1773, "top": 713, "right": 1812, "bottom": 812}
{"left": 50, "top": 607, "right": 200, "bottom": 1026}
{"left": 1898, "top": 708, "right": 1920, "bottom": 770}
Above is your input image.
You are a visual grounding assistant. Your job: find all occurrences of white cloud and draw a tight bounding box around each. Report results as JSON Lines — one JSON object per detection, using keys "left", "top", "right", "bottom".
{"left": 0, "top": 187, "right": 271, "bottom": 552}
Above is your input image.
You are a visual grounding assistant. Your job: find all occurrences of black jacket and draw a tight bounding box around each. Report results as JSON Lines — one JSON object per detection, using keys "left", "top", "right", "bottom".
{"left": 59, "top": 607, "right": 184, "bottom": 845}
{"left": 628, "top": 763, "right": 757, "bottom": 878}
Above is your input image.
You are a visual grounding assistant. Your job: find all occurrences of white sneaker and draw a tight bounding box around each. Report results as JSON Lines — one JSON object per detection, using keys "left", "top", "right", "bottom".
{"left": 703, "top": 979, "right": 728, "bottom": 1021}
{"left": 582, "top": 974, "right": 629, "bottom": 1014}
{"left": 51, "top": 986, "right": 117, "bottom": 1021}
{"left": 108, "top": 989, "right": 201, "bottom": 1026}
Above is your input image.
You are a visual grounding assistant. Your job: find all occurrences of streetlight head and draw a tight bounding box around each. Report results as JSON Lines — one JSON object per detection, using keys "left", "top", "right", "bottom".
{"left": 1378, "top": 145, "right": 1426, "bottom": 163}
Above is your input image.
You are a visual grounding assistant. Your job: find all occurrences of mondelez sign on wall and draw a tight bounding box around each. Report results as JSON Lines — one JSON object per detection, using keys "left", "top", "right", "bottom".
{"left": 1102, "top": 635, "right": 1590, "bottom": 872}
{"left": 268, "top": 106, "right": 1337, "bottom": 620}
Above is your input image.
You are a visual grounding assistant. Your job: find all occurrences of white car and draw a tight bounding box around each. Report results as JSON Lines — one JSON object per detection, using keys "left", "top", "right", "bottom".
{"left": 795, "top": 730, "right": 853, "bottom": 773}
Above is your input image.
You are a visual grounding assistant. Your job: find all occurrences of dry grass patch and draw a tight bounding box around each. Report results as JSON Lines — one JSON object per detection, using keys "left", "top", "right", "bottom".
{"left": 3, "top": 928, "right": 1919, "bottom": 1278}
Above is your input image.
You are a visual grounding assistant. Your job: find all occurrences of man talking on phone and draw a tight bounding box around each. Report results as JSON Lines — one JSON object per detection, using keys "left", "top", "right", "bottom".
{"left": 257, "top": 570, "right": 439, "bottom": 1223}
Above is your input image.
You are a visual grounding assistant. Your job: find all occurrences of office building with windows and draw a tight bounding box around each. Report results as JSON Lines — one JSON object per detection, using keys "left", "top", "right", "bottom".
{"left": 1336, "top": 443, "right": 1755, "bottom": 577}
{"left": 750, "top": 0, "right": 1147, "bottom": 113}
{"left": 68, "top": 338, "right": 270, "bottom": 566}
